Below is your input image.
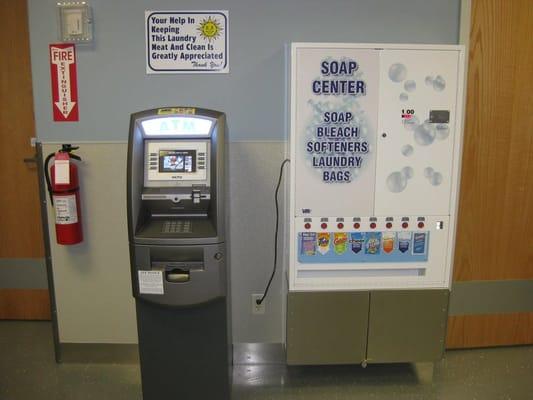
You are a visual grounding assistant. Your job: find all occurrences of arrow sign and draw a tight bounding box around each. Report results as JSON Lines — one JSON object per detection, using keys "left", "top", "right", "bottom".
{"left": 49, "top": 44, "right": 79, "bottom": 122}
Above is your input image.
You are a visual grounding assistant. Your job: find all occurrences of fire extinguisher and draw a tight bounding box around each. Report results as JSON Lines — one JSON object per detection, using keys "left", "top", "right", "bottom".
{"left": 44, "top": 144, "right": 83, "bottom": 245}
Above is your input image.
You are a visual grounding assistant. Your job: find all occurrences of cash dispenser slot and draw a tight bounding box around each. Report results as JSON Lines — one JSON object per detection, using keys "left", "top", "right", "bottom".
{"left": 166, "top": 269, "right": 189, "bottom": 283}
{"left": 151, "top": 261, "right": 204, "bottom": 283}
{"left": 141, "top": 245, "right": 224, "bottom": 307}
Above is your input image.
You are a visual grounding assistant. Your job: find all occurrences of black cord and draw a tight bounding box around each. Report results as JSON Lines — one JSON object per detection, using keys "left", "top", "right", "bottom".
{"left": 256, "top": 158, "right": 290, "bottom": 305}
{"left": 44, "top": 153, "right": 55, "bottom": 205}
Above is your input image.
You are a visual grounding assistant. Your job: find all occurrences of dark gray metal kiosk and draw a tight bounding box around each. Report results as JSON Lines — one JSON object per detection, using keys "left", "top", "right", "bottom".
{"left": 127, "top": 107, "right": 231, "bottom": 400}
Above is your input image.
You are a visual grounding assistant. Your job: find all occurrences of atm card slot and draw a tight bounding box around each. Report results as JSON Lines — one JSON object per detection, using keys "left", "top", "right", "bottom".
{"left": 152, "top": 261, "right": 204, "bottom": 271}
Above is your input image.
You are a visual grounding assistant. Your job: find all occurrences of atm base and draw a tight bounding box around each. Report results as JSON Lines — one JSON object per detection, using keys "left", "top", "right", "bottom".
{"left": 136, "top": 298, "right": 231, "bottom": 400}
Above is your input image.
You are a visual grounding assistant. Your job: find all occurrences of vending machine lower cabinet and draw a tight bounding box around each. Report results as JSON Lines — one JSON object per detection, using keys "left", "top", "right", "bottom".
{"left": 136, "top": 298, "right": 231, "bottom": 399}
{"left": 286, "top": 289, "right": 449, "bottom": 365}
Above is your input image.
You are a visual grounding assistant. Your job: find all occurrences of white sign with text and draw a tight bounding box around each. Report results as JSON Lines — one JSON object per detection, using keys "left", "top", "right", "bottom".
{"left": 145, "top": 11, "right": 228, "bottom": 74}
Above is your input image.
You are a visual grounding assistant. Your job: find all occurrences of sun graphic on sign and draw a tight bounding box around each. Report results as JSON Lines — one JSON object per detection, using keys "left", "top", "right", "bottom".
{"left": 197, "top": 17, "right": 223, "bottom": 42}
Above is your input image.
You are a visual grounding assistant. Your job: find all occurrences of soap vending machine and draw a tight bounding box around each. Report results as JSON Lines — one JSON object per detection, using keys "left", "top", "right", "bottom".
{"left": 287, "top": 43, "right": 465, "bottom": 365}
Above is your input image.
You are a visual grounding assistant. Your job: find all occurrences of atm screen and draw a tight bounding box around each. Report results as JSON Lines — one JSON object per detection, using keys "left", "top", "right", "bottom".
{"left": 159, "top": 150, "right": 197, "bottom": 173}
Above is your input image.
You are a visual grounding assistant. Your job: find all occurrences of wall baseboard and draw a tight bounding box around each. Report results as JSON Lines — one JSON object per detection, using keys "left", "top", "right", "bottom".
{"left": 0, "top": 259, "right": 47, "bottom": 289}
{"left": 233, "top": 343, "right": 285, "bottom": 365}
{"left": 450, "top": 280, "right": 533, "bottom": 315}
{"left": 60, "top": 343, "right": 139, "bottom": 364}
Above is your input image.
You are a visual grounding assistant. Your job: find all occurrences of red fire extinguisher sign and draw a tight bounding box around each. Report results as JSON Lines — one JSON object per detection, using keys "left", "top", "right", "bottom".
{"left": 49, "top": 44, "right": 79, "bottom": 122}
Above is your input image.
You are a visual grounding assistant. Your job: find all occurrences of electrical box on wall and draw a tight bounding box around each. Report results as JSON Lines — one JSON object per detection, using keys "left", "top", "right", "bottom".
{"left": 289, "top": 43, "right": 466, "bottom": 292}
{"left": 57, "top": 2, "right": 93, "bottom": 43}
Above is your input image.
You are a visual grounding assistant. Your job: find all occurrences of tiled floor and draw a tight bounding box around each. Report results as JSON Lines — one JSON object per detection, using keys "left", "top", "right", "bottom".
{"left": 0, "top": 321, "right": 532, "bottom": 399}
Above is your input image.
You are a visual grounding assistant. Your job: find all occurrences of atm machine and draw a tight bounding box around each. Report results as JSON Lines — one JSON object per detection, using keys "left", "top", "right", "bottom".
{"left": 287, "top": 43, "right": 465, "bottom": 366}
{"left": 127, "top": 107, "right": 230, "bottom": 399}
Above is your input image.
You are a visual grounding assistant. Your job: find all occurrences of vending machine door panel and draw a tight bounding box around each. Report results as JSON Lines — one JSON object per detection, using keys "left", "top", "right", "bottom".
{"left": 374, "top": 50, "right": 461, "bottom": 216}
{"left": 292, "top": 47, "right": 379, "bottom": 217}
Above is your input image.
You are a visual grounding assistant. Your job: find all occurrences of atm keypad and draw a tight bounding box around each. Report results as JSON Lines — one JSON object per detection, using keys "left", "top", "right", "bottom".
{"left": 162, "top": 220, "right": 192, "bottom": 234}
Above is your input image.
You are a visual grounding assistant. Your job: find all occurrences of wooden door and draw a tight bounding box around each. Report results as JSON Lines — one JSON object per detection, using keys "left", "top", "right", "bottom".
{"left": 0, "top": 0, "right": 50, "bottom": 320}
{"left": 447, "top": 0, "right": 533, "bottom": 347}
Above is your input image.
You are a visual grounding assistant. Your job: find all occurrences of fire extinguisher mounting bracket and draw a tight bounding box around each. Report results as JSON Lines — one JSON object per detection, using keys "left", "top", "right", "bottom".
{"left": 59, "top": 144, "right": 82, "bottom": 161}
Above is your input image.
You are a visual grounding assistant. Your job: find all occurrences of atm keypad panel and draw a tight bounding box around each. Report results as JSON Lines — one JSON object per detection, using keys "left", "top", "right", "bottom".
{"left": 162, "top": 220, "right": 192, "bottom": 234}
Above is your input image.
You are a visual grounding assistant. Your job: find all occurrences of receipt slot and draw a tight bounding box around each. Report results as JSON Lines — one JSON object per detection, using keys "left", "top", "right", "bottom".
{"left": 127, "top": 107, "right": 231, "bottom": 400}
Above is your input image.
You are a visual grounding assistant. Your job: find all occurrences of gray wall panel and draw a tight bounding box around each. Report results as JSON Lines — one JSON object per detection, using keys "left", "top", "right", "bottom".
{"left": 450, "top": 280, "right": 533, "bottom": 315}
{"left": 0, "top": 259, "right": 47, "bottom": 289}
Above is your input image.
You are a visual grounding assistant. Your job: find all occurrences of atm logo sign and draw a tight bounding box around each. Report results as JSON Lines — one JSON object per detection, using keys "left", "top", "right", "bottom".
{"left": 49, "top": 44, "right": 79, "bottom": 122}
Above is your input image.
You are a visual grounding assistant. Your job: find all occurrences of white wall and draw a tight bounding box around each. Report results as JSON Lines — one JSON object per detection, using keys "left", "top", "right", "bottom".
{"left": 43, "top": 143, "right": 137, "bottom": 343}
{"left": 44, "top": 141, "right": 288, "bottom": 343}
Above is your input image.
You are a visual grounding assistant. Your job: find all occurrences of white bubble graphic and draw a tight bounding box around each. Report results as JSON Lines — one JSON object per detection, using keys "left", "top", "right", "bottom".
{"left": 433, "top": 75, "right": 446, "bottom": 91}
{"left": 424, "top": 167, "right": 434, "bottom": 178}
{"left": 430, "top": 172, "right": 443, "bottom": 186}
{"left": 402, "top": 166, "right": 414, "bottom": 179}
{"left": 404, "top": 80, "right": 416, "bottom": 92}
{"left": 388, "top": 63, "right": 407, "bottom": 82}
{"left": 425, "top": 76, "right": 434, "bottom": 86}
{"left": 399, "top": 92, "right": 409, "bottom": 102}
{"left": 401, "top": 144, "right": 414, "bottom": 157}
{"left": 414, "top": 123, "right": 436, "bottom": 146}
{"left": 386, "top": 171, "right": 407, "bottom": 193}
{"left": 435, "top": 124, "right": 450, "bottom": 140}
{"left": 403, "top": 115, "right": 419, "bottom": 131}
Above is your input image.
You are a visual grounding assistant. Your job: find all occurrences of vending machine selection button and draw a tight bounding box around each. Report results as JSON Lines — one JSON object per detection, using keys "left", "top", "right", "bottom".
{"left": 337, "top": 223, "right": 344, "bottom": 229}
{"left": 321, "top": 223, "right": 328, "bottom": 230}
{"left": 304, "top": 223, "right": 311, "bottom": 230}
{"left": 370, "top": 222, "right": 376, "bottom": 229}
{"left": 386, "top": 222, "right": 393, "bottom": 229}
{"left": 353, "top": 222, "right": 360, "bottom": 229}
{"left": 402, "top": 222, "right": 409, "bottom": 229}
{"left": 418, "top": 222, "right": 425, "bottom": 228}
